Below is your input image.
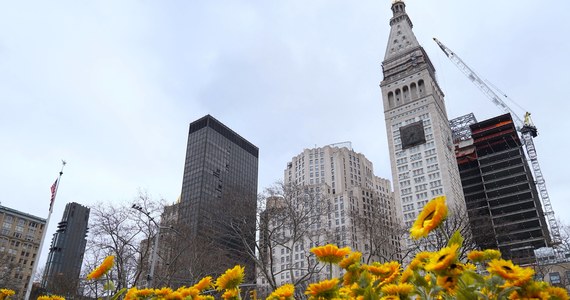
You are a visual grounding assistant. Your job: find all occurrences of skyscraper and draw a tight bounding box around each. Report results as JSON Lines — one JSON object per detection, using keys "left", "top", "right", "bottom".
{"left": 379, "top": 0, "right": 466, "bottom": 252}
{"left": 257, "top": 144, "right": 400, "bottom": 292}
{"left": 0, "top": 205, "right": 46, "bottom": 298}
{"left": 177, "top": 115, "right": 258, "bottom": 281}
{"left": 42, "top": 202, "right": 90, "bottom": 295}
{"left": 453, "top": 113, "right": 550, "bottom": 264}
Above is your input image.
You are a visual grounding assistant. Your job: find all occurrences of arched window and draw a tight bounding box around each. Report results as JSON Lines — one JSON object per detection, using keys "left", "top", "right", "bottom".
{"left": 388, "top": 92, "right": 394, "bottom": 108}
{"left": 395, "top": 89, "right": 401, "bottom": 104}
{"left": 410, "top": 82, "right": 418, "bottom": 100}
{"left": 402, "top": 86, "right": 409, "bottom": 102}
{"left": 418, "top": 80, "right": 425, "bottom": 96}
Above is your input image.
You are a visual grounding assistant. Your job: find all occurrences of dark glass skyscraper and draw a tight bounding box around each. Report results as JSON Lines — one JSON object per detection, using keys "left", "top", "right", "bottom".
{"left": 178, "top": 115, "right": 258, "bottom": 281}
{"left": 454, "top": 114, "right": 550, "bottom": 264}
{"left": 42, "top": 202, "right": 90, "bottom": 295}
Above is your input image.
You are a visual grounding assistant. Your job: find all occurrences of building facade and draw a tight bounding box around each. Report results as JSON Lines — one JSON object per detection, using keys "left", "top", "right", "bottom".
{"left": 177, "top": 115, "right": 258, "bottom": 282}
{"left": 0, "top": 205, "right": 46, "bottom": 297}
{"left": 42, "top": 202, "right": 90, "bottom": 295}
{"left": 379, "top": 0, "right": 466, "bottom": 253}
{"left": 453, "top": 113, "right": 550, "bottom": 264}
{"left": 257, "top": 144, "right": 400, "bottom": 293}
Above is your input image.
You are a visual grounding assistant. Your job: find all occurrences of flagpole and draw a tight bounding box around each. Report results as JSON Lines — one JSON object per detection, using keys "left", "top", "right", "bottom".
{"left": 24, "top": 160, "right": 66, "bottom": 300}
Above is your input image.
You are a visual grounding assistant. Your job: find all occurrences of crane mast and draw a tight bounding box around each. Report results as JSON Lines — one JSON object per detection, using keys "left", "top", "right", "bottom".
{"left": 433, "top": 38, "right": 561, "bottom": 246}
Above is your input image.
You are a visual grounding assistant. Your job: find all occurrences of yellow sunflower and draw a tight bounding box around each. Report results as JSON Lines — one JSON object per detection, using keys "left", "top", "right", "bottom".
{"left": 508, "top": 281, "right": 549, "bottom": 299}
{"left": 367, "top": 261, "right": 401, "bottom": 285}
{"left": 381, "top": 283, "right": 414, "bottom": 296}
{"left": 487, "top": 259, "right": 534, "bottom": 286}
{"left": 154, "top": 287, "right": 173, "bottom": 296}
{"left": 425, "top": 244, "right": 459, "bottom": 272}
{"left": 305, "top": 278, "right": 340, "bottom": 299}
{"left": 446, "top": 263, "right": 466, "bottom": 277}
{"left": 380, "top": 296, "right": 400, "bottom": 300}
{"left": 339, "top": 251, "right": 362, "bottom": 270}
{"left": 467, "top": 249, "right": 501, "bottom": 262}
{"left": 399, "top": 267, "right": 414, "bottom": 283}
{"left": 343, "top": 270, "right": 359, "bottom": 286}
{"left": 546, "top": 286, "right": 569, "bottom": 300}
{"left": 310, "top": 244, "right": 352, "bottom": 264}
{"left": 0, "top": 289, "right": 15, "bottom": 298}
{"left": 87, "top": 255, "right": 115, "bottom": 280}
{"left": 221, "top": 288, "right": 240, "bottom": 300}
{"left": 409, "top": 251, "right": 432, "bottom": 270}
{"left": 193, "top": 276, "right": 213, "bottom": 291}
{"left": 410, "top": 196, "right": 447, "bottom": 239}
{"left": 216, "top": 265, "right": 245, "bottom": 291}
{"left": 267, "top": 284, "right": 295, "bottom": 300}
{"left": 177, "top": 286, "right": 199, "bottom": 298}
{"left": 436, "top": 275, "right": 458, "bottom": 294}
{"left": 37, "top": 296, "right": 66, "bottom": 300}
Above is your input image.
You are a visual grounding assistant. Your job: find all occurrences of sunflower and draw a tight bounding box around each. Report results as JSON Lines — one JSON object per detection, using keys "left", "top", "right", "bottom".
{"left": 546, "top": 286, "right": 569, "bottom": 300}
{"left": 343, "top": 270, "right": 359, "bottom": 286}
{"left": 399, "top": 267, "right": 414, "bottom": 283}
{"left": 436, "top": 275, "right": 458, "bottom": 294}
{"left": 425, "top": 244, "right": 458, "bottom": 273}
{"left": 305, "top": 278, "right": 340, "bottom": 299}
{"left": 216, "top": 265, "right": 245, "bottom": 291}
{"left": 221, "top": 288, "right": 240, "bottom": 300}
{"left": 380, "top": 296, "right": 400, "bottom": 300}
{"left": 87, "top": 255, "right": 115, "bottom": 280}
{"left": 193, "top": 276, "right": 213, "bottom": 291}
{"left": 381, "top": 283, "right": 414, "bottom": 296}
{"left": 367, "top": 261, "right": 400, "bottom": 285}
{"left": 37, "top": 296, "right": 66, "bottom": 300}
{"left": 446, "top": 263, "right": 466, "bottom": 277}
{"left": 508, "top": 281, "right": 550, "bottom": 299}
{"left": 467, "top": 249, "right": 501, "bottom": 263}
{"left": 177, "top": 286, "right": 200, "bottom": 298}
{"left": 339, "top": 251, "right": 362, "bottom": 270}
{"left": 154, "top": 287, "right": 174, "bottom": 296}
{"left": 267, "top": 284, "right": 295, "bottom": 300}
{"left": 311, "top": 244, "right": 351, "bottom": 264}
{"left": 409, "top": 251, "right": 432, "bottom": 270}
{"left": 410, "top": 196, "right": 447, "bottom": 239}
{"left": 0, "top": 289, "right": 14, "bottom": 299}
{"left": 487, "top": 259, "right": 534, "bottom": 286}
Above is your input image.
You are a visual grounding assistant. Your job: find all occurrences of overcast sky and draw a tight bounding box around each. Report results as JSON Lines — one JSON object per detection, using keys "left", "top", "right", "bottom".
{"left": 1, "top": 0, "right": 569, "bottom": 270}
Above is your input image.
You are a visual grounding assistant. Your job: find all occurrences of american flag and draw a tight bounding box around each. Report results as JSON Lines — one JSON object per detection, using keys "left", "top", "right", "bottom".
{"left": 50, "top": 179, "right": 58, "bottom": 211}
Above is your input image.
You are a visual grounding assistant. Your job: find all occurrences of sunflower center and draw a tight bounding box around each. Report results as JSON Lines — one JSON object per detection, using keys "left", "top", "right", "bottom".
{"left": 422, "top": 211, "right": 435, "bottom": 225}
{"left": 502, "top": 265, "right": 513, "bottom": 272}
{"left": 445, "top": 276, "right": 454, "bottom": 283}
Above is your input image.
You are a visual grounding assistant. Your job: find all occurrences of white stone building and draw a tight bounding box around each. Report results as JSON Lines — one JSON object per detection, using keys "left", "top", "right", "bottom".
{"left": 257, "top": 144, "right": 401, "bottom": 292}
{"left": 379, "top": 0, "right": 467, "bottom": 254}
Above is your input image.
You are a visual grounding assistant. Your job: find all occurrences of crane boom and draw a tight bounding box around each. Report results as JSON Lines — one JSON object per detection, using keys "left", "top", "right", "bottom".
{"left": 433, "top": 38, "right": 561, "bottom": 246}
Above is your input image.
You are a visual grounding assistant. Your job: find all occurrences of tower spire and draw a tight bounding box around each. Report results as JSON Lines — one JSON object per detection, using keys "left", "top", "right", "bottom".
{"left": 383, "top": 0, "right": 420, "bottom": 61}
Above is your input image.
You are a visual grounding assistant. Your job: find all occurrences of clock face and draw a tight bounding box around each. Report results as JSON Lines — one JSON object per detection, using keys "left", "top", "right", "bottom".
{"left": 400, "top": 121, "right": 426, "bottom": 149}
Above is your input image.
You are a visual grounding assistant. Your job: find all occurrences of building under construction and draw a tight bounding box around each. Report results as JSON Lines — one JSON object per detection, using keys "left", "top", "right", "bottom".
{"left": 452, "top": 113, "right": 551, "bottom": 264}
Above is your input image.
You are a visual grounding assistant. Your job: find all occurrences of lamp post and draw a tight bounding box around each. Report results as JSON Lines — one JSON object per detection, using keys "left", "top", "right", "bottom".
{"left": 131, "top": 204, "right": 163, "bottom": 288}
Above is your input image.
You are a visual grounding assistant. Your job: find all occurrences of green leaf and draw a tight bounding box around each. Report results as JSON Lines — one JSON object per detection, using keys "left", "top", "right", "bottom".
{"left": 447, "top": 230, "right": 464, "bottom": 249}
{"left": 110, "top": 288, "right": 127, "bottom": 300}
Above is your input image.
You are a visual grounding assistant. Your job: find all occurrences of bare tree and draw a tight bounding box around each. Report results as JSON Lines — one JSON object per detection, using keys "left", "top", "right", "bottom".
{"left": 349, "top": 200, "right": 405, "bottom": 264}
{"left": 233, "top": 181, "right": 330, "bottom": 296}
{"left": 83, "top": 191, "right": 164, "bottom": 297}
{"left": 0, "top": 251, "right": 22, "bottom": 292}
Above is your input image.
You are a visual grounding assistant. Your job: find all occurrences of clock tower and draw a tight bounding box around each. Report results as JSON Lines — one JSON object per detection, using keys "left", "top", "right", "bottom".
{"left": 380, "top": 1, "right": 466, "bottom": 251}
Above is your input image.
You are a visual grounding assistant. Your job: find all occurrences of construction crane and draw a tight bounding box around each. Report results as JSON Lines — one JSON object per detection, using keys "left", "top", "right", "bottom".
{"left": 433, "top": 37, "right": 561, "bottom": 246}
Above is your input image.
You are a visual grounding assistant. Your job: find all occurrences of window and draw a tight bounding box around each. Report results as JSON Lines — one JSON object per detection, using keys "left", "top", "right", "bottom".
{"left": 549, "top": 272, "right": 561, "bottom": 284}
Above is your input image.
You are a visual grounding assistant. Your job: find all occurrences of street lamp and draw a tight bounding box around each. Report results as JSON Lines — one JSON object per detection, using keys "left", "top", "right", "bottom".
{"left": 131, "top": 204, "right": 174, "bottom": 288}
